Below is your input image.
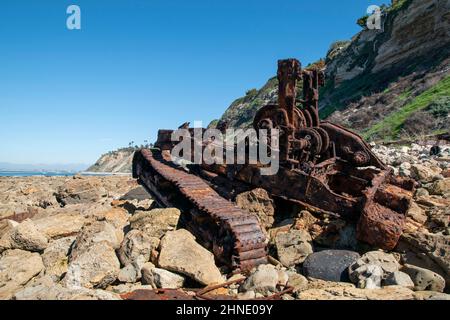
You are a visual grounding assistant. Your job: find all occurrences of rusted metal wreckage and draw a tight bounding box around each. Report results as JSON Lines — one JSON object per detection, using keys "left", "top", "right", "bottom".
{"left": 133, "top": 58, "right": 416, "bottom": 273}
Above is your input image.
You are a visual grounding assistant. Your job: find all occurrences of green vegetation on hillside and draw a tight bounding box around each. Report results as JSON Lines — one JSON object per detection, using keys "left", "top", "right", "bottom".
{"left": 363, "top": 75, "right": 450, "bottom": 140}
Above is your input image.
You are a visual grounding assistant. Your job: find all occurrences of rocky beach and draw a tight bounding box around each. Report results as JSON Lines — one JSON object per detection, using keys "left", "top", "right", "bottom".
{"left": 0, "top": 142, "right": 448, "bottom": 300}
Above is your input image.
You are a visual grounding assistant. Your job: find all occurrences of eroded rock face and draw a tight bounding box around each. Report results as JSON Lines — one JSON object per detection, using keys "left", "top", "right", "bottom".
{"left": 0, "top": 249, "right": 44, "bottom": 299}
{"left": 274, "top": 229, "right": 313, "bottom": 267}
{"left": 158, "top": 229, "right": 224, "bottom": 286}
{"left": 236, "top": 189, "right": 275, "bottom": 230}
{"left": 64, "top": 242, "right": 120, "bottom": 289}
{"left": 129, "top": 208, "right": 180, "bottom": 239}
{"left": 303, "top": 250, "right": 360, "bottom": 282}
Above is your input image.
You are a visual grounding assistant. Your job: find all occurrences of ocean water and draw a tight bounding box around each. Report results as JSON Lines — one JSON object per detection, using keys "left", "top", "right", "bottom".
{"left": 0, "top": 171, "right": 75, "bottom": 177}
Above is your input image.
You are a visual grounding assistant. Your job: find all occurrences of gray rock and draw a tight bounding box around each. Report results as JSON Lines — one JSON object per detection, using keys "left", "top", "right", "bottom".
{"left": 42, "top": 236, "right": 76, "bottom": 281}
{"left": 117, "top": 229, "right": 160, "bottom": 266}
{"left": 349, "top": 264, "right": 383, "bottom": 289}
{"left": 151, "top": 268, "right": 186, "bottom": 289}
{"left": 0, "top": 249, "right": 44, "bottom": 299}
{"left": 384, "top": 271, "right": 414, "bottom": 289}
{"left": 274, "top": 229, "right": 313, "bottom": 267}
{"left": 349, "top": 251, "right": 400, "bottom": 279}
{"left": 158, "top": 229, "right": 224, "bottom": 285}
{"left": 402, "top": 264, "right": 446, "bottom": 292}
{"left": 303, "top": 250, "right": 360, "bottom": 282}
{"left": 141, "top": 262, "right": 156, "bottom": 287}
{"left": 129, "top": 208, "right": 180, "bottom": 238}
{"left": 240, "top": 264, "right": 279, "bottom": 295}
{"left": 64, "top": 242, "right": 121, "bottom": 289}
{"left": 118, "top": 264, "right": 139, "bottom": 283}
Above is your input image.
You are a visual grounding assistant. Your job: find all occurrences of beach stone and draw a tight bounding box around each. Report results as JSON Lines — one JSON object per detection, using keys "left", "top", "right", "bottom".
{"left": 274, "top": 229, "right": 313, "bottom": 267}
{"left": 413, "top": 291, "right": 450, "bottom": 300}
{"left": 402, "top": 264, "right": 446, "bottom": 292}
{"left": 0, "top": 220, "right": 19, "bottom": 253}
{"left": 303, "top": 250, "right": 360, "bottom": 282}
{"left": 384, "top": 271, "right": 415, "bottom": 289}
{"left": 118, "top": 264, "right": 139, "bottom": 283}
{"left": 0, "top": 249, "right": 44, "bottom": 299}
{"left": 129, "top": 208, "right": 180, "bottom": 238}
{"left": 406, "top": 202, "right": 427, "bottom": 225}
{"left": 64, "top": 242, "right": 120, "bottom": 289}
{"left": 286, "top": 271, "right": 308, "bottom": 294}
{"left": 240, "top": 264, "right": 279, "bottom": 295}
{"left": 411, "top": 164, "right": 442, "bottom": 183}
{"left": 158, "top": 229, "right": 224, "bottom": 286}
{"left": 141, "top": 262, "right": 156, "bottom": 287}
{"left": 150, "top": 268, "right": 186, "bottom": 289}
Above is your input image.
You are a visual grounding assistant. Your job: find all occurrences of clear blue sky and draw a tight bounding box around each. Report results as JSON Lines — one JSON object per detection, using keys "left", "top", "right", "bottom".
{"left": 0, "top": 0, "right": 388, "bottom": 165}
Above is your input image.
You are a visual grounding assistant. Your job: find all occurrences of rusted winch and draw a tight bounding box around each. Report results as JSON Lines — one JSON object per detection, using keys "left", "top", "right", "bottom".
{"left": 133, "top": 58, "right": 416, "bottom": 272}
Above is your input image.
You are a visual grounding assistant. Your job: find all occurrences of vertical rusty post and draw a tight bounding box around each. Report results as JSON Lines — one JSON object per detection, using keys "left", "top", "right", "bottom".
{"left": 277, "top": 59, "right": 301, "bottom": 127}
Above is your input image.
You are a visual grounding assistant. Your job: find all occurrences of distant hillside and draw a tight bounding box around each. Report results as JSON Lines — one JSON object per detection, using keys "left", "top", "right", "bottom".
{"left": 216, "top": 0, "right": 450, "bottom": 141}
{"left": 86, "top": 148, "right": 135, "bottom": 173}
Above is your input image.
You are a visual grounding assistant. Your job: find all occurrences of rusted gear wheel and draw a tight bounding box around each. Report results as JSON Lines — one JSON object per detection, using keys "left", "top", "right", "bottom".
{"left": 315, "top": 127, "right": 330, "bottom": 154}
{"left": 295, "top": 128, "right": 322, "bottom": 156}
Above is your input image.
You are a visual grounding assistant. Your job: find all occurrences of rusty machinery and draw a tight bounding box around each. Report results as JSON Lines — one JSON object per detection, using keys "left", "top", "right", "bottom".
{"left": 133, "top": 58, "right": 416, "bottom": 272}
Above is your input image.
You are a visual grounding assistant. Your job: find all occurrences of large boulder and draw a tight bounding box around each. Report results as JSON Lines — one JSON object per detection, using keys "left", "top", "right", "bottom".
{"left": 402, "top": 264, "right": 446, "bottom": 292}
{"left": 0, "top": 249, "right": 44, "bottom": 299}
{"left": 42, "top": 237, "right": 76, "bottom": 281}
{"left": 10, "top": 219, "right": 48, "bottom": 252}
{"left": 69, "top": 220, "right": 123, "bottom": 261}
{"left": 56, "top": 178, "right": 106, "bottom": 206}
{"left": 64, "top": 242, "right": 121, "bottom": 289}
{"left": 129, "top": 208, "right": 180, "bottom": 239}
{"left": 274, "top": 229, "right": 313, "bottom": 267}
{"left": 303, "top": 250, "right": 360, "bottom": 282}
{"left": 235, "top": 189, "right": 275, "bottom": 230}
{"left": 158, "top": 229, "right": 224, "bottom": 285}
{"left": 117, "top": 229, "right": 160, "bottom": 266}
{"left": 33, "top": 213, "right": 87, "bottom": 239}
